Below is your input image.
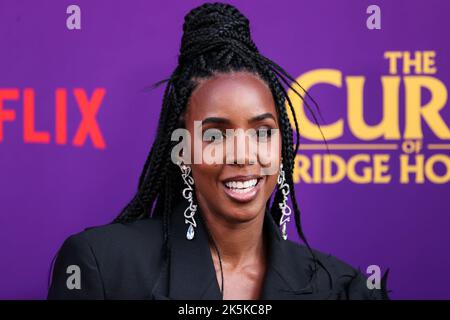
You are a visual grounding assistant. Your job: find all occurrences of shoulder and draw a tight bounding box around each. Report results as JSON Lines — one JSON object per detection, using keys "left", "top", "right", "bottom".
{"left": 59, "top": 217, "right": 165, "bottom": 268}
{"left": 72, "top": 217, "right": 164, "bottom": 251}
{"left": 283, "top": 240, "right": 389, "bottom": 300}
{"left": 48, "top": 217, "right": 165, "bottom": 299}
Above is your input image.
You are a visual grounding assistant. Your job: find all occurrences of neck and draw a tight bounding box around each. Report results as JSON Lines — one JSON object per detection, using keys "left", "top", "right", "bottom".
{"left": 199, "top": 202, "right": 267, "bottom": 269}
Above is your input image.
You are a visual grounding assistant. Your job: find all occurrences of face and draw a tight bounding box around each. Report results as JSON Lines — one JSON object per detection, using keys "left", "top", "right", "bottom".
{"left": 182, "top": 71, "right": 282, "bottom": 224}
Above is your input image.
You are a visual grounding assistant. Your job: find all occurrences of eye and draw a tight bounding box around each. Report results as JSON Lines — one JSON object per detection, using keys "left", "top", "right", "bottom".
{"left": 203, "top": 128, "right": 225, "bottom": 143}
{"left": 256, "top": 127, "right": 273, "bottom": 140}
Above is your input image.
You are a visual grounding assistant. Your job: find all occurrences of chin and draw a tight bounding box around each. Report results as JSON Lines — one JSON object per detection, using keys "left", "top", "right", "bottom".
{"left": 219, "top": 202, "right": 265, "bottom": 224}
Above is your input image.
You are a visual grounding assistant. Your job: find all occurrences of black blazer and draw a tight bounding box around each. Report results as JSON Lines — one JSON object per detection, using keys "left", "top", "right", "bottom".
{"left": 48, "top": 202, "right": 388, "bottom": 300}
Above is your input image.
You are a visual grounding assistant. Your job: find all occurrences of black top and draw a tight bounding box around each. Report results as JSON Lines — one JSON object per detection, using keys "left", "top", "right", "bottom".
{"left": 48, "top": 202, "right": 388, "bottom": 300}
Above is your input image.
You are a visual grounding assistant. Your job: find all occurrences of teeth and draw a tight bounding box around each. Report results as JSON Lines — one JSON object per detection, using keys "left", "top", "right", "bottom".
{"left": 225, "top": 178, "right": 258, "bottom": 189}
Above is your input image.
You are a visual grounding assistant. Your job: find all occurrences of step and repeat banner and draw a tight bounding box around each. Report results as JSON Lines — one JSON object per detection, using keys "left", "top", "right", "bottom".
{"left": 0, "top": 0, "right": 449, "bottom": 299}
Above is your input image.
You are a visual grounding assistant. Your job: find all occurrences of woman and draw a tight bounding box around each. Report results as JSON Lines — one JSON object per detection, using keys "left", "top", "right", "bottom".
{"left": 48, "top": 2, "right": 388, "bottom": 300}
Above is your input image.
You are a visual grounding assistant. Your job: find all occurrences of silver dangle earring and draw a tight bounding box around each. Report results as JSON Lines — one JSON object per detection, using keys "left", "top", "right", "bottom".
{"left": 178, "top": 159, "right": 197, "bottom": 240}
{"left": 277, "top": 163, "right": 292, "bottom": 240}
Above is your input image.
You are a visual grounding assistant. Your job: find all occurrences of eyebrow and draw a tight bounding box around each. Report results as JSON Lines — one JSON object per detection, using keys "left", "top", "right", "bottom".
{"left": 199, "top": 113, "right": 276, "bottom": 127}
{"left": 249, "top": 113, "right": 276, "bottom": 123}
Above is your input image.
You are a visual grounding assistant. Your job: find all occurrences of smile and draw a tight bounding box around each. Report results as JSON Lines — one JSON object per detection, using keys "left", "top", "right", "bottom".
{"left": 222, "top": 177, "right": 263, "bottom": 203}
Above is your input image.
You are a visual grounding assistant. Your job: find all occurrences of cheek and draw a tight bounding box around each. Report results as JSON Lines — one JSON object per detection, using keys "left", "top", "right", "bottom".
{"left": 264, "top": 171, "right": 279, "bottom": 196}
{"left": 257, "top": 150, "right": 281, "bottom": 178}
{"left": 257, "top": 134, "right": 282, "bottom": 168}
{"left": 191, "top": 164, "right": 221, "bottom": 192}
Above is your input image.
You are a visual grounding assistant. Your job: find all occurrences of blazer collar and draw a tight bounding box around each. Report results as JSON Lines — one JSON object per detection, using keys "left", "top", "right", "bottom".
{"left": 151, "top": 201, "right": 328, "bottom": 300}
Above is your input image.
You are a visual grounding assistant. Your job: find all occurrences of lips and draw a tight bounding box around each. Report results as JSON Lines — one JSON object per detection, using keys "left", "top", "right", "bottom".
{"left": 221, "top": 176, "right": 264, "bottom": 203}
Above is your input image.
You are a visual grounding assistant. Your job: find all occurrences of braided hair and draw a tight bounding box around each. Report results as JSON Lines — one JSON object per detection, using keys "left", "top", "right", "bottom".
{"left": 113, "top": 2, "right": 327, "bottom": 278}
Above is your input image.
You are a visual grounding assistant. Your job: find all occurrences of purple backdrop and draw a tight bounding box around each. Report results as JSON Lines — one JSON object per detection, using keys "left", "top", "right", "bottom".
{"left": 0, "top": 0, "right": 449, "bottom": 299}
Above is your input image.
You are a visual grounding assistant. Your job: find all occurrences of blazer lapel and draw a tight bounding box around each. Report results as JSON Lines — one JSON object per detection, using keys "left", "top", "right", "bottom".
{"left": 260, "top": 211, "right": 334, "bottom": 300}
{"left": 151, "top": 201, "right": 333, "bottom": 300}
{"left": 156, "top": 201, "right": 222, "bottom": 300}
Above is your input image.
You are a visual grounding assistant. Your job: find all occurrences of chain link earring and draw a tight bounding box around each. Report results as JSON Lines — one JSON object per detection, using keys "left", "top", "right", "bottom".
{"left": 177, "top": 158, "right": 197, "bottom": 240}
{"left": 277, "top": 162, "right": 292, "bottom": 240}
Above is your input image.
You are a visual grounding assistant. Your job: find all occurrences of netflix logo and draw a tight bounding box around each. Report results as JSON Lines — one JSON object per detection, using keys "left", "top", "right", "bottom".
{"left": 0, "top": 88, "right": 106, "bottom": 149}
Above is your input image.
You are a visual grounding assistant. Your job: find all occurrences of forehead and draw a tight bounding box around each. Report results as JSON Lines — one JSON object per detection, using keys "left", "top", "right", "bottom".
{"left": 186, "top": 72, "right": 276, "bottom": 119}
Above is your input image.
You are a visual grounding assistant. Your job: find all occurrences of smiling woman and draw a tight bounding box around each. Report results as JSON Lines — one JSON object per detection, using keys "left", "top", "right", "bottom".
{"left": 181, "top": 72, "right": 282, "bottom": 229}
{"left": 48, "top": 2, "right": 389, "bottom": 300}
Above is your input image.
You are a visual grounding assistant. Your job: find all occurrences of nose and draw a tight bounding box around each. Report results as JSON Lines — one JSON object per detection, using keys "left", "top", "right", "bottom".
{"left": 225, "top": 129, "right": 258, "bottom": 166}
